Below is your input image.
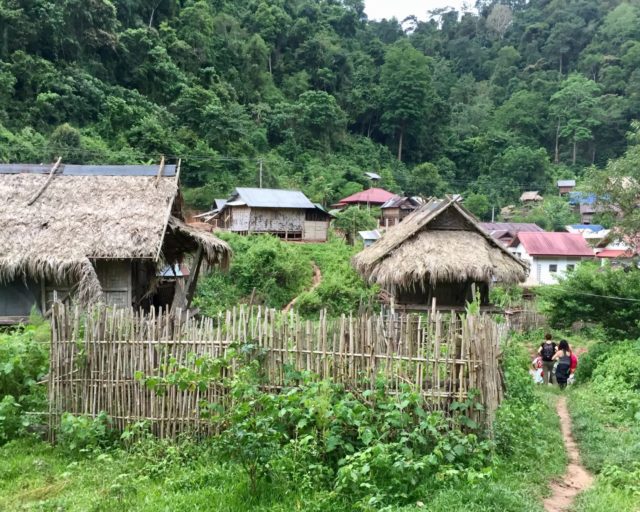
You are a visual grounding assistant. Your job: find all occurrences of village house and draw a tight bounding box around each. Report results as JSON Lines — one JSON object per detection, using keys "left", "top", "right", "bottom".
{"left": 565, "top": 224, "right": 610, "bottom": 247}
{"left": 211, "top": 187, "right": 332, "bottom": 242}
{"left": 510, "top": 232, "right": 593, "bottom": 286}
{"left": 353, "top": 198, "right": 528, "bottom": 312}
{"left": 332, "top": 187, "right": 397, "bottom": 209}
{"left": 480, "top": 222, "right": 544, "bottom": 247}
{"left": 557, "top": 179, "right": 576, "bottom": 196}
{"left": 519, "top": 191, "right": 543, "bottom": 204}
{"left": 0, "top": 162, "right": 231, "bottom": 324}
{"left": 379, "top": 196, "right": 423, "bottom": 228}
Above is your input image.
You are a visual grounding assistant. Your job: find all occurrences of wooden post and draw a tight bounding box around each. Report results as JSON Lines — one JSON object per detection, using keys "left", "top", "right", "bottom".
{"left": 171, "top": 245, "right": 204, "bottom": 311}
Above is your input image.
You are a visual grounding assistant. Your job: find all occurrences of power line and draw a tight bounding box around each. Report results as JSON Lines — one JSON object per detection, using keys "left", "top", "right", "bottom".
{"left": 569, "top": 291, "right": 640, "bottom": 303}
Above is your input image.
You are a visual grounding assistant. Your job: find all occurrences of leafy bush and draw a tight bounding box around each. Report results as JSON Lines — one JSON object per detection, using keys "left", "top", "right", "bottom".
{"left": 0, "top": 316, "right": 50, "bottom": 401}
{"left": 194, "top": 234, "right": 312, "bottom": 314}
{"left": 294, "top": 237, "right": 378, "bottom": 316}
{"left": 59, "top": 411, "right": 118, "bottom": 454}
{"left": 539, "top": 262, "right": 640, "bottom": 339}
{"left": 0, "top": 316, "right": 50, "bottom": 444}
{"left": 137, "top": 347, "right": 492, "bottom": 508}
{"left": 0, "top": 396, "right": 25, "bottom": 444}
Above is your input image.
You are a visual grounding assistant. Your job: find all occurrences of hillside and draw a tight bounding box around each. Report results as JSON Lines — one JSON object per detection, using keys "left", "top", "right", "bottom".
{"left": 1, "top": 0, "right": 639, "bottom": 213}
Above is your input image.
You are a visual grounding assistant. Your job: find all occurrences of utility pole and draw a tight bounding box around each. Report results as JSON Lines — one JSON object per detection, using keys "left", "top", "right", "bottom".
{"left": 491, "top": 206, "right": 495, "bottom": 222}
{"left": 259, "top": 159, "right": 263, "bottom": 188}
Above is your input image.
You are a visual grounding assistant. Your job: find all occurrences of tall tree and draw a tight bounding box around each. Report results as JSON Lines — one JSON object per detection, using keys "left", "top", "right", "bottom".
{"left": 379, "top": 41, "right": 436, "bottom": 162}
{"left": 550, "top": 74, "right": 602, "bottom": 165}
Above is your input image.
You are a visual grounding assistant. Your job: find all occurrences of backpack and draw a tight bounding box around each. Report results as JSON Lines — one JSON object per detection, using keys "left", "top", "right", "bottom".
{"left": 541, "top": 343, "right": 556, "bottom": 361}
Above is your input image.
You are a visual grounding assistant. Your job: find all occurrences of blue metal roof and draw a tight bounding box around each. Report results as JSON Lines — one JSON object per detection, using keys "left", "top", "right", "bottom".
{"left": 568, "top": 224, "right": 605, "bottom": 232}
{"left": 0, "top": 163, "right": 176, "bottom": 177}
{"left": 234, "top": 188, "right": 315, "bottom": 209}
{"left": 568, "top": 192, "right": 597, "bottom": 205}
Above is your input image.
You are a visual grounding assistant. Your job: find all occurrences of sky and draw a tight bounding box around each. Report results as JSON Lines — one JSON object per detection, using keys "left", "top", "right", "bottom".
{"left": 364, "top": 0, "right": 475, "bottom": 21}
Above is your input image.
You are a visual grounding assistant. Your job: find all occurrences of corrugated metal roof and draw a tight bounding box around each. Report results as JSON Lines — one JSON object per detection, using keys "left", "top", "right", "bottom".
{"left": 337, "top": 188, "right": 397, "bottom": 205}
{"left": 358, "top": 229, "right": 381, "bottom": 241}
{"left": 480, "top": 222, "right": 544, "bottom": 233}
{"left": 515, "top": 232, "right": 594, "bottom": 257}
{"left": 596, "top": 249, "right": 634, "bottom": 258}
{"left": 566, "top": 224, "right": 605, "bottom": 233}
{"left": 0, "top": 163, "right": 176, "bottom": 177}
{"left": 234, "top": 187, "right": 314, "bottom": 209}
{"left": 364, "top": 172, "right": 381, "bottom": 180}
{"left": 557, "top": 179, "right": 576, "bottom": 187}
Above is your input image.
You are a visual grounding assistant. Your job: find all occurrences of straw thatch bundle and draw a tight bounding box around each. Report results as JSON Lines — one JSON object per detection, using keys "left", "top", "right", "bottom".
{"left": 0, "top": 172, "right": 230, "bottom": 303}
{"left": 353, "top": 198, "right": 528, "bottom": 291}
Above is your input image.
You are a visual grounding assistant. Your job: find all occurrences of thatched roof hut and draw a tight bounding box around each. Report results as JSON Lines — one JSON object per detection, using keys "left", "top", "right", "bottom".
{"left": 353, "top": 198, "right": 528, "bottom": 310}
{"left": 0, "top": 163, "right": 230, "bottom": 319}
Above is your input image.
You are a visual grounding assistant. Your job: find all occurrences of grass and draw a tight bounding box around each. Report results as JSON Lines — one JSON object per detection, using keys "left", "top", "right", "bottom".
{"left": 569, "top": 381, "right": 640, "bottom": 512}
{"left": 0, "top": 357, "right": 567, "bottom": 512}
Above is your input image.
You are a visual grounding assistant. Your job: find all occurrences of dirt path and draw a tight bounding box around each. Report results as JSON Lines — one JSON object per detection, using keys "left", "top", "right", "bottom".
{"left": 543, "top": 396, "right": 593, "bottom": 512}
{"left": 282, "top": 262, "right": 322, "bottom": 313}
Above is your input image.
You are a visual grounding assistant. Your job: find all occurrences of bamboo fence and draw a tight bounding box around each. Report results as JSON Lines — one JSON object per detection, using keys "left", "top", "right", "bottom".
{"left": 48, "top": 304, "right": 504, "bottom": 438}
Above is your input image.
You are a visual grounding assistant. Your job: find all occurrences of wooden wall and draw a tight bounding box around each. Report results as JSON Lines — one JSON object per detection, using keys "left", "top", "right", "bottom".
{"left": 303, "top": 220, "right": 328, "bottom": 241}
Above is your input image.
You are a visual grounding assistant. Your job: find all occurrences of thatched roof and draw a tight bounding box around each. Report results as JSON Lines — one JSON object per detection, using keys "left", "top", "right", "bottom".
{"left": 0, "top": 164, "right": 231, "bottom": 303}
{"left": 352, "top": 198, "right": 528, "bottom": 291}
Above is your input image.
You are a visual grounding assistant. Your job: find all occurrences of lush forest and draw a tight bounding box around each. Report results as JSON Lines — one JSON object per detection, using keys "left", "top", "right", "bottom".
{"left": 1, "top": 0, "right": 640, "bottom": 213}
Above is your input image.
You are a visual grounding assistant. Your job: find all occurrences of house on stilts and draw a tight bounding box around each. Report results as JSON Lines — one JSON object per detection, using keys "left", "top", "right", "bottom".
{"left": 0, "top": 162, "right": 231, "bottom": 324}
{"left": 352, "top": 197, "right": 529, "bottom": 312}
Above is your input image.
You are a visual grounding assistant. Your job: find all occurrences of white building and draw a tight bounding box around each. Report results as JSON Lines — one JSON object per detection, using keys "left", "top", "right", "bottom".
{"left": 510, "top": 232, "right": 594, "bottom": 285}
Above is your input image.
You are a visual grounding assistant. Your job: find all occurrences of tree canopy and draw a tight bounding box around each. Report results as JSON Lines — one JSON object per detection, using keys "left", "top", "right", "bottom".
{"left": 0, "top": 0, "right": 639, "bottom": 211}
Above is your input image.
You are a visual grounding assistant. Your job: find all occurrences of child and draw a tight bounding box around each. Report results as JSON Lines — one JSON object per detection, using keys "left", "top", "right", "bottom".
{"left": 530, "top": 356, "right": 544, "bottom": 384}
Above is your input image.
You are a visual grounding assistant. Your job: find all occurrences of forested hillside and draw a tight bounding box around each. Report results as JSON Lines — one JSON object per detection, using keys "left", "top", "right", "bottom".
{"left": 1, "top": 0, "right": 639, "bottom": 213}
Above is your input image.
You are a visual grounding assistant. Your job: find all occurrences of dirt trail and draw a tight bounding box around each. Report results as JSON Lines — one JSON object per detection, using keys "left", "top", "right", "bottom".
{"left": 282, "top": 262, "right": 322, "bottom": 313}
{"left": 543, "top": 396, "right": 593, "bottom": 512}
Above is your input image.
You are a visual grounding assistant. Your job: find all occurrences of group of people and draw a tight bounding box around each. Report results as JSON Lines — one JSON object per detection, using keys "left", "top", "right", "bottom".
{"left": 531, "top": 334, "right": 578, "bottom": 389}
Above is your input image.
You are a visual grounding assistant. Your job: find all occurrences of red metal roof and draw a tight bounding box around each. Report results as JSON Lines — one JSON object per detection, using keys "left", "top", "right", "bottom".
{"left": 336, "top": 188, "right": 397, "bottom": 206}
{"left": 514, "top": 232, "right": 594, "bottom": 257}
{"left": 596, "top": 249, "right": 634, "bottom": 258}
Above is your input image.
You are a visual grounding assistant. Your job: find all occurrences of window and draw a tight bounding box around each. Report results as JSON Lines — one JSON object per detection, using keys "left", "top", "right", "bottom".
{"left": 549, "top": 264, "right": 558, "bottom": 273}
{"left": 567, "top": 264, "right": 575, "bottom": 271}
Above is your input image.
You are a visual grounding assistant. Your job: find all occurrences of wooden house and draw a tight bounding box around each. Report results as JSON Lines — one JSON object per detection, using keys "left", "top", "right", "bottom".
{"left": 353, "top": 198, "right": 528, "bottom": 311}
{"left": 0, "top": 162, "right": 231, "bottom": 323}
{"left": 480, "top": 222, "right": 544, "bottom": 247}
{"left": 332, "top": 188, "right": 396, "bottom": 209}
{"left": 380, "top": 196, "right": 423, "bottom": 228}
{"left": 214, "top": 188, "right": 331, "bottom": 241}
{"left": 557, "top": 179, "right": 576, "bottom": 196}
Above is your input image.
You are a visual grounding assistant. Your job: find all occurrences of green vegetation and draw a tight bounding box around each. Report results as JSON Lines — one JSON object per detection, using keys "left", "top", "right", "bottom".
{"left": 570, "top": 340, "right": 640, "bottom": 512}
{"left": 540, "top": 261, "right": 640, "bottom": 339}
{"left": 194, "top": 234, "right": 376, "bottom": 317}
{"left": 0, "top": 316, "right": 49, "bottom": 443}
{"left": 3, "top": 1, "right": 640, "bottom": 214}
{"left": 0, "top": 318, "right": 569, "bottom": 511}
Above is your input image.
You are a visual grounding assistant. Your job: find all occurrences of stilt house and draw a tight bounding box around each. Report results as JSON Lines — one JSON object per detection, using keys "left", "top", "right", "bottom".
{"left": 0, "top": 162, "right": 231, "bottom": 323}
{"left": 213, "top": 187, "right": 332, "bottom": 241}
{"left": 352, "top": 198, "right": 528, "bottom": 311}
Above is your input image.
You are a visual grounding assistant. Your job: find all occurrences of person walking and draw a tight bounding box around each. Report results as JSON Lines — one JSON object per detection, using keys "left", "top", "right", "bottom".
{"left": 538, "top": 333, "right": 557, "bottom": 385}
{"left": 553, "top": 340, "right": 572, "bottom": 389}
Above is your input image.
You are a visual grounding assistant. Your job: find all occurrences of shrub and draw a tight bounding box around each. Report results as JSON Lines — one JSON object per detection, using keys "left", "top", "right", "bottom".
{"left": 194, "top": 233, "right": 312, "bottom": 314}
{"left": 59, "top": 411, "right": 118, "bottom": 454}
{"left": 0, "top": 395, "right": 24, "bottom": 444}
{"left": 0, "top": 316, "right": 50, "bottom": 401}
{"left": 539, "top": 262, "right": 640, "bottom": 339}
